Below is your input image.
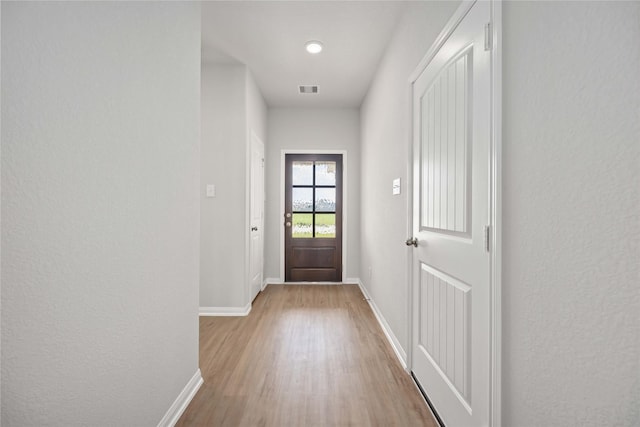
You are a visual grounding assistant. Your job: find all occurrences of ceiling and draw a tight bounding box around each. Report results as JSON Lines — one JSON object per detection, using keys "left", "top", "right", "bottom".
{"left": 201, "top": 1, "right": 407, "bottom": 108}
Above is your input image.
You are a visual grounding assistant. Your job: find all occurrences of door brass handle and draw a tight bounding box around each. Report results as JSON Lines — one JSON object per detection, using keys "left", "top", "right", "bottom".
{"left": 405, "top": 237, "right": 418, "bottom": 247}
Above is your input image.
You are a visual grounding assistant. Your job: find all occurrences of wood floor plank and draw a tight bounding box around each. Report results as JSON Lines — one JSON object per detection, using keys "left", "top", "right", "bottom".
{"left": 177, "top": 284, "right": 436, "bottom": 426}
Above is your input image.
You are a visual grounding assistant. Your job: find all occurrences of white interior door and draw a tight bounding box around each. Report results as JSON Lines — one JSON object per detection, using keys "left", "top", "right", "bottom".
{"left": 249, "top": 132, "right": 265, "bottom": 301}
{"left": 411, "top": 2, "right": 491, "bottom": 426}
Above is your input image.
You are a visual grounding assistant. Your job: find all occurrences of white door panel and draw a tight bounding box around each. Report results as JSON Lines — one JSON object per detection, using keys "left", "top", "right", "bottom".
{"left": 249, "top": 133, "right": 265, "bottom": 302}
{"left": 411, "top": 2, "right": 491, "bottom": 426}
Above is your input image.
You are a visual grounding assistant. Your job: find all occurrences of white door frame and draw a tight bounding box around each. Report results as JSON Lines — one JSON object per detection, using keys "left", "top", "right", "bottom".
{"left": 248, "top": 131, "right": 265, "bottom": 301}
{"left": 245, "top": 130, "right": 264, "bottom": 303}
{"left": 405, "top": 1, "right": 502, "bottom": 425}
{"left": 279, "top": 149, "right": 348, "bottom": 283}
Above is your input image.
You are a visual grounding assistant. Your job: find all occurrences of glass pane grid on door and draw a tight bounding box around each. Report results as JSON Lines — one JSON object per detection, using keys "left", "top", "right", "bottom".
{"left": 291, "top": 160, "right": 336, "bottom": 239}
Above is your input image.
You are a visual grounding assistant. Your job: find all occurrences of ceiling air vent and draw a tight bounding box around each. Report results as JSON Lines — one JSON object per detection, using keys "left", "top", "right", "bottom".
{"left": 299, "top": 85, "right": 319, "bottom": 94}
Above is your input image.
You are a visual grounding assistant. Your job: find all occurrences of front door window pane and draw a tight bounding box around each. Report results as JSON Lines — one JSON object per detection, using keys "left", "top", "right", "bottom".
{"left": 292, "top": 161, "right": 313, "bottom": 185}
{"left": 315, "top": 214, "right": 336, "bottom": 238}
{"left": 315, "top": 162, "right": 336, "bottom": 185}
{"left": 292, "top": 188, "right": 313, "bottom": 212}
{"left": 315, "top": 188, "right": 336, "bottom": 212}
{"left": 292, "top": 213, "right": 312, "bottom": 238}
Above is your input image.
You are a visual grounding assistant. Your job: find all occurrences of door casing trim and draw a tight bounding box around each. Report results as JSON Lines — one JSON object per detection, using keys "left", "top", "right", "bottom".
{"left": 247, "top": 131, "right": 265, "bottom": 303}
{"left": 406, "top": 1, "right": 502, "bottom": 426}
{"left": 279, "top": 149, "right": 348, "bottom": 283}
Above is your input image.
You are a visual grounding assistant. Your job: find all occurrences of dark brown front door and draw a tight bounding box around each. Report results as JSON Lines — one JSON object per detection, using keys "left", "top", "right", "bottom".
{"left": 285, "top": 154, "right": 342, "bottom": 282}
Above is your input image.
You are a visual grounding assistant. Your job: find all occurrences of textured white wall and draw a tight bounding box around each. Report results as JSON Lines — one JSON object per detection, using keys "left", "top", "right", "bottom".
{"left": 246, "top": 69, "right": 268, "bottom": 145}
{"left": 0, "top": 2, "right": 3, "bottom": 421}
{"left": 503, "top": 2, "right": 640, "bottom": 425}
{"left": 200, "top": 65, "right": 247, "bottom": 308}
{"left": 359, "top": 1, "right": 460, "bottom": 359}
{"left": 1, "top": 3, "right": 3, "bottom": 421}
{"left": 1, "top": 2, "right": 201, "bottom": 426}
{"left": 200, "top": 65, "right": 267, "bottom": 309}
{"left": 264, "top": 108, "right": 360, "bottom": 280}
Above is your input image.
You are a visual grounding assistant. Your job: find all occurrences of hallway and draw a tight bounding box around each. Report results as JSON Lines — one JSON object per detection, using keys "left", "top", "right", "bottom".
{"left": 177, "top": 285, "right": 436, "bottom": 426}
{"left": 3, "top": 2, "right": 638, "bottom": 425}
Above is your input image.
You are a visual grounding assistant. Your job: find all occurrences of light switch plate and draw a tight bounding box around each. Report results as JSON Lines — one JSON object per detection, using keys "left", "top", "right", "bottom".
{"left": 392, "top": 178, "right": 401, "bottom": 195}
{"left": 206, "top": 184, "right": 216, "bottom": 198}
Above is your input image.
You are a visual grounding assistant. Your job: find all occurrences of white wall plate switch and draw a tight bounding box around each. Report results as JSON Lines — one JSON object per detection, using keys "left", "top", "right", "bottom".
{"left": 392, "top": 178, "right": 401, "bottom": 195}
{"left": 206, "top": 184, "right": 216, "bottom": 198}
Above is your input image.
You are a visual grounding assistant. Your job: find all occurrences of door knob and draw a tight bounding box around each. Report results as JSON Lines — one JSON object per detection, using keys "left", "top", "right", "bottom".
{"left": 285, "top": 222, "right": 291, "bottom": 227}
{"left": 405, "top": 237, "right": 418, "bottom": 247}
{"left": 251, "top": 227, "right": 258, "bottom": 231}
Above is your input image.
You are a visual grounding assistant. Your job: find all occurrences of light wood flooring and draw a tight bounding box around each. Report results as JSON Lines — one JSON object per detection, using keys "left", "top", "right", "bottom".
{"left": 177, "top": 284, "right": 437, "bottom": 426}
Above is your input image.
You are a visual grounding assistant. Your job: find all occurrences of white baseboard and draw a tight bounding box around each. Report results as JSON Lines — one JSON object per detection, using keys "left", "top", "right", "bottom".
{"left": 284, "top": 281, "right": 343, "bottom": 285}
{"left": 356, "top": 279, "right": 407, "bottom": 369}
{"left": 264, "top": 277, "right": 281, "bottom": 287}
{"left": 199, "top": 303, "right": 251, "bottom": 316}
{"left": 157, "top": 369, "right": 203, "bottom": 427}
{"left": 264, "top": 278, "right": 349, "bottom": 285}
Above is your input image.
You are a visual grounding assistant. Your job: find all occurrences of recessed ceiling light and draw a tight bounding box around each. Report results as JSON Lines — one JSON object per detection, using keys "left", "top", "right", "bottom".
{"left": 305, "top": 41, "right": 323, "bottom": 54}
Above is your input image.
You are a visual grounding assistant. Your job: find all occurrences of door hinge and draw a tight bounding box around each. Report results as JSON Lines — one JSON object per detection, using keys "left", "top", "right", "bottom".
{"left": 484, "top": 22, "right": 492, "bottom": 51}
{"left": 484, "top": 225, "right": 491, "bottom": 252}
